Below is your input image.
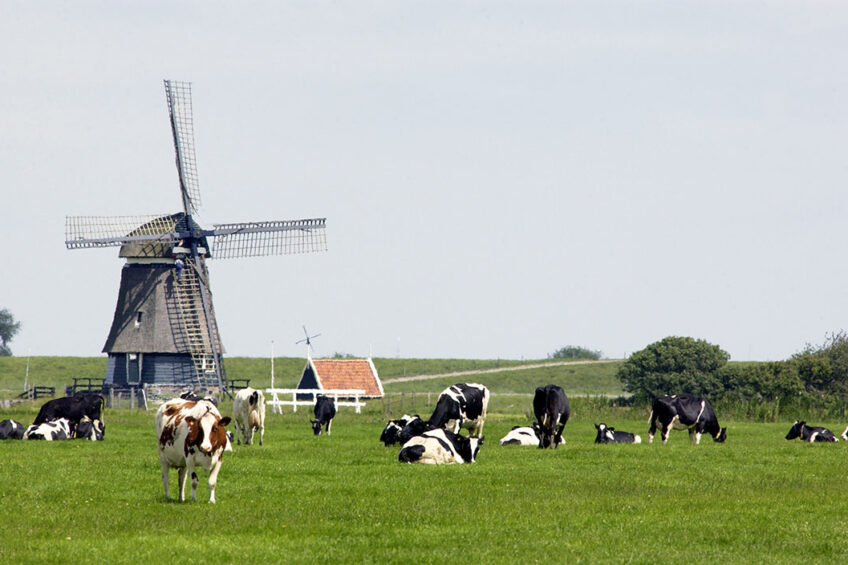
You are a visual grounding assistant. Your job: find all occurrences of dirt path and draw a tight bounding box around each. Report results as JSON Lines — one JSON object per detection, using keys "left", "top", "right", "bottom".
{"left": 381, "top": 359, "right": 621, "bottom": 384}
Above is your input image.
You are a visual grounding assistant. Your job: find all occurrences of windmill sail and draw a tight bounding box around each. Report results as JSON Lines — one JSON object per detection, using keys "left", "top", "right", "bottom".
{"left": 164, "top": 80, "right": 202, "bottom": 216}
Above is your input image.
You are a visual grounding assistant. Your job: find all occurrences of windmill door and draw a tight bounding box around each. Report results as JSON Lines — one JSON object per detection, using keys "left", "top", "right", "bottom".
{"left": 127, "top": 353, "right": 142, "bottom": 385}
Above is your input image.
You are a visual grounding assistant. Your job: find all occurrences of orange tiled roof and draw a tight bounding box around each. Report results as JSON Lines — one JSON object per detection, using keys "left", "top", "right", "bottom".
{"left": 312, "top": 359, "right": 383, "bottom": 397}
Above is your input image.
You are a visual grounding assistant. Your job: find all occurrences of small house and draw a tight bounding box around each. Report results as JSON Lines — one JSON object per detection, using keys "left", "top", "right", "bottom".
{"left": 296, "top": 357, "right": 384, "bottom": 398}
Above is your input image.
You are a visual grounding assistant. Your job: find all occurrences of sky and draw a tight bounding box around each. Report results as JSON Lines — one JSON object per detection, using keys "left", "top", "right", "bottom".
{"left": 2, "top": 2, "right": 847, "bottom": 362}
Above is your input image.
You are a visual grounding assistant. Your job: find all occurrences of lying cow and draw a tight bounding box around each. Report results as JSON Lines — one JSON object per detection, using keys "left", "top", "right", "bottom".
{"left": 649, "top": 393, "right": 727, "bottom": 444}
{"left": 398, "top": 415, "right": 430, "bottom": 444}
{"left": 76, "top": 416, "right": 105, "bottom": 441}
{"left": 428, "top": 383, "right": 489, "bottom": 437}
{"left": 398, "top": 428, "right": 483, "bottom": 464}
{"left": 533, "top": 384, "right": 569, "bottom": 449}
{"left": 594, "top": 423, "right": 641, "bottom": 444}
{"left": 233, "top": 387, "right": 265, "bottom": 446}
{"left": 156, "top": 398, "right": 231, "bottom": 503}
{"left": 312, "top": 395, "right": 336, "bottom": 436}
{"left": 24, "top": 418, "right": 71, "bottom": 440}
{"left": 785, "top": 421, "right": 838, "bottom": 443}
{"left": 499, "top": 425, "right": 540, "bottom": 446}
{"left": 0, "top": 419, "right": 25, "bottom": 440}
{"left": 32, "top": 394, "right": 104, "bottom": 436}
{"left": 380, "top": 414, "right": 416, "bottom": 446}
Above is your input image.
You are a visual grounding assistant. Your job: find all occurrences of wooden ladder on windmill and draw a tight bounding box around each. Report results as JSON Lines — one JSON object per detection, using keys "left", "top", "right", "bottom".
{"left": 174, "top": 258, "right": 220, "bottom": 391}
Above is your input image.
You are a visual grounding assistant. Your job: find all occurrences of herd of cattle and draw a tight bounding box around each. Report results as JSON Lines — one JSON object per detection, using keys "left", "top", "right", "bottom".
{"left": 5, "top": 382, "right": 848, "bottom": 503}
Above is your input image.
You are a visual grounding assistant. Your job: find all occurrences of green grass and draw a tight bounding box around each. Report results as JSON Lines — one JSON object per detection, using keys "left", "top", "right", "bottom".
{"left": 2, "top": 401, "right": 848, "bottom": 564}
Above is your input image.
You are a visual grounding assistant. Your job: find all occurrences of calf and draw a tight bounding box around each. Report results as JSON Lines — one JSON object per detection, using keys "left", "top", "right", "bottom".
{"left": 156, "top": 398, "right": 231, "bottom": 503}
{"left": 648, "top": 393, "right": 727, "bottom": 444}
{"left": 594, "top": 423, "right": 641, "bottom": 444}
{"left": 427, "top": 383, "right": 489, "bottom": 437}
{"left": 311, "top": 395, "right": 336, "bottom": 436}
{"left": 0, "top": 419, "right": 26, "bottom": 440}
{"left": 785, "top": 421, "right": 838, "bottom": 443}
{"left": 398, "top": 428, "right": 483, "bottom": 464}
{"left": 75, "top": 416, "right": 105, "bottom": 441}
{"left": 533, "top": 384, "right": 569, "bottom": 449}
{"left": 24, "top": 418, "right": 71, "bottom": 440}
{"left": 32, "top": 394, "right": 104, "bottom": 435}
{"left": 380, "top": 414, "right": 415, "bottom": 446}
{"left": 233, "top": 387, "right": 266, "bottom": 446}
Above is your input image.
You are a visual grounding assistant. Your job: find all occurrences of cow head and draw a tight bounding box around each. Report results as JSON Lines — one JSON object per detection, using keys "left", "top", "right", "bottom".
{"left": 594, "top": 423, "right": 614, "bottom": 444}
{"left": 785, "top": 421, "right": 804, "bottom": 441}
{"left": 714, "top": 427, "right": 727, "bottom": 443}
{"left": 468, "top": 436, "right": 484, "bottom": 463}
{"left": 311, "top": 419, "right": 323, "bottom": 435}
{"left": 186, "top": 412, "right": 231, "bottom": 454}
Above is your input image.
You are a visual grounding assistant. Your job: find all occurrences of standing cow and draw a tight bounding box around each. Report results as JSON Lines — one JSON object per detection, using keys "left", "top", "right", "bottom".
{"left": 233, "top": 387, "right": 266, "bottom": 446}
{"left": 311, "top": 395, "right": 336, "bottom": 436}
{"left": 156, "top": 398, "right": 231, "bottom": 503}
{"left": 427, "top": 383, "right": 489, "bottom": 437}
{"left": 533, "top": 384, "right": 569, "bottom": 449}
{"left": 648, "top": 393, "right": 727, "bottom": 444}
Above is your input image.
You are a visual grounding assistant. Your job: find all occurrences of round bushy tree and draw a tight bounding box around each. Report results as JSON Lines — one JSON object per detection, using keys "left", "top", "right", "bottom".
{"left": 617, "top": 336, "right": 729, "bottom": 402}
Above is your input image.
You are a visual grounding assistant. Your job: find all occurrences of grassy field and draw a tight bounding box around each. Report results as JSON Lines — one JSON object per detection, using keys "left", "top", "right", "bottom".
{"left": 2, "top": 399, "right": 848, "bottom": 564}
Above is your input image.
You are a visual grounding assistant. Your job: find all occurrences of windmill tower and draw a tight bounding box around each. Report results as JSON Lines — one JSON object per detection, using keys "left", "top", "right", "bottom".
{"left": 65, "top": 80, "right": 327, "bottom": 394}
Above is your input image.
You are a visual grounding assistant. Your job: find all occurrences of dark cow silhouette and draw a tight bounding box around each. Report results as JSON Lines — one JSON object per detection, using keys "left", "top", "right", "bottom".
{"left": 32, "top": 394, "right": 104, "bottom": 436}
{"left": 594, "top": 423, "right": 641, "bottom": 444}
{"left": 785, "top": 421, "right": 838, "bottom": 443}
{"left": 648, "top": 393, "right": 726, "bottom": 444}
{"left": 533, "top": 385, "right": 569, "bottom": 449}
{"left": 311, "top": 395, "right": 336, "bottom": 436}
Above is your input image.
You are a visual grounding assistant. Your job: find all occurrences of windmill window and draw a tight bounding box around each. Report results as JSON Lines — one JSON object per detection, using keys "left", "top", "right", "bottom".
{"left": 135, "top": 311, "right": 143, "bottom": 328}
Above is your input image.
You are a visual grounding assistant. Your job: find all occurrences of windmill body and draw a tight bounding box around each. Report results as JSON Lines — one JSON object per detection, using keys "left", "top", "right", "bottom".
{"left": 66, "top": 81, "right": 327, "bottom": 393}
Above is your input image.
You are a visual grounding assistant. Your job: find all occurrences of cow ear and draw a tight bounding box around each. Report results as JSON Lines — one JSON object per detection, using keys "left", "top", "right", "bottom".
{"left": 218, "top": 417, "right": 231, "bottom": 427}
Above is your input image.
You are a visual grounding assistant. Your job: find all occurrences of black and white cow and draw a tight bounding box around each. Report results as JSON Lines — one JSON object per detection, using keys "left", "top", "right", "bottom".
{"left": 380, "top": 414, "right": 416, "bottom": 446}
{"left": 24, "top": 418, "right": 71, "bottom": 440}
{"left": 533, "top": 384, "right": 569, "bottom": 449}
{"left": 427, "top": 383, "right": 489, "bottom": 437}
{"left": 648, "top": 393, "right": 727, "bottom": 444}
{"left": 785, "top": 421, "right": 838, "bottom": 443}
{"left": 499, "top": 425, "right": 540, "bottom": 446}
{"left": 311, "top": 395, "right": 336, "bottom": 436}
{"left": 0, "top": 419, "right": 26, "bottom": 440}
{"left": 75, "top": 416, "right": 105, "bottom": 441}
{"left": 32, "top": 394, "right": 105, "bottom": 435}
{"left": 180, "top": 391, "right": 218, "bottom": 407}
{"left": 398, "top": 415, "right": 431, "bottom": 445}
{"left": 398, "top": 428, "right": 484, "bottom": 464}
{"left": 594, "top": 423, "right": 641, "bottom": 444}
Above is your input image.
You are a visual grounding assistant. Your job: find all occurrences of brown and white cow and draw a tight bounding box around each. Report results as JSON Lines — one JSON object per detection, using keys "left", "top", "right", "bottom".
{"left": 155, "top": 398, "right": 231, "bottom": 503}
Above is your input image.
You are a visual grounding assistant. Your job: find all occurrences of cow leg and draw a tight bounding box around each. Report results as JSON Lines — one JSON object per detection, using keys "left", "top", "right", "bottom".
{"left": 160, "top": 462, "right": 170, "bottom": 500}
{"left": 326, "top": 419, "right": 332, "bottom": 436}
{"left": 661, "top": 424, "right": 670, "bottom": 444}
{"left": 177, "top": 467, "right": 187, "bottom": 502}
{"left": 694, "top": 430, "right": 702, "bottom": 445}
{"left": 259, "top": 423, "right": 264, "bottom": 446}
{"left": 207, "top": 461, "right": 221, "bottom": 504}
{"left": 186, "top": 460, "right": 199, "bottom": 502}
{"left": 648, "top": 412, "right": 657, "bottom": 444}
{"left": 236, "top": 422, "right": 242, "bottom": 445}
{"left": 244, "top": 425, "right": 253, "bottom": 445}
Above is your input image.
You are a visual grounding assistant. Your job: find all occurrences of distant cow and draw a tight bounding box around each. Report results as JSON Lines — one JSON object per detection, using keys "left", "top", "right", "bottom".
{"left": 648, "top": 393, "right": 727, "bottom": 444}
{"left": 0, "top": 419, "right": 25, "bottom": 440}
{"left": 380, "top": 414, "right": 416, "bottom": 446}
{"left": 428, "top": 383, "right": 490, "bottom": 437}
{"left": 156, "top": 398, "right": 231, "bottom": 503}
{"left": 32, "top": 394, "right": 104, "bottom": 435}
{"left": 233, "top": 388, "right": 265, "bottom": 446}
{"left": 24, "top": 418, "right": 71, "bottom": 441}
{"left": 785, "top": 421, "right": 838, "bottom": 443}
{"left": 180, "top": 391, "right": 218, "bottom": 407}
{"left": 312, "top": 395, "right": 336, "bottom": 436}
{"left": 398, "top": 428, "right": 484, "bottom": 464}
{"left": 594, "top": 423, "right": 641, "bottom": 444}
{"left": 75, "top": 417, "right": 105, "bottom": 441}
{"left": 533, "top": 385, "right": 569, "bottom": 449}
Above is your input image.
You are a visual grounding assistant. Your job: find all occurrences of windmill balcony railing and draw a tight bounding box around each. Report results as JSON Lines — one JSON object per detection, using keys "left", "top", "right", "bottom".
{"left": 266, "top": 388, "right": 366, "bottom": 414}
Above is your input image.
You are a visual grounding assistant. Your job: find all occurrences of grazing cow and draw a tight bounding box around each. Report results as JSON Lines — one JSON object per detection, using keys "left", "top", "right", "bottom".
{"left": 427, "top": 383, "right": 490, "bottom": 437}
{"left": 785, "top": 421, "right": 838, "bottom": 443}
{"left": 32, "top": 394, "right": 104, "bottom": 436}
{"left": 156, "top": 398, "right": 231, "bottom": 503}
{"left": 594, "top": 423, "right": 641, "bottom": 444}
{"left": 0, "top": 419, "right": 26, "bottom": 440}
{"left": 311, "top": 395, "right": 336, "bottom": 436}
{"left": 24, "top": 418, "right": 71, "bottom": 441}
{"left": 380, "top": 414, "right": 416, "bottom": 446}
{"left": 648, "top": 393, "right": 727, "bottom": 444}
{"left": 533, "top": 385, "right": 569, "bottom": 449}
{"left": 398, "top": 428, "right": 484, "bottom": 464}
{"left": 75, "top": 416, "right": 105, "bottom": 441}
{"left": 233, "top": 388, "right": 266, "bottom": 446}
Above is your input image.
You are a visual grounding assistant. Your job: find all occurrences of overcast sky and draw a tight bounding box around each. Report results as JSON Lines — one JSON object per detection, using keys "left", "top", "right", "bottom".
{"left": 2, "top": 2, "right": 847, "bottom": 362}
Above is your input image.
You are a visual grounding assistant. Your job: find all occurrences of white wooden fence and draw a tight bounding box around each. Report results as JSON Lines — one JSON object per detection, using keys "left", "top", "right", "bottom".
{"left": 266, "top": 388, "right": 367, "bottom": 414}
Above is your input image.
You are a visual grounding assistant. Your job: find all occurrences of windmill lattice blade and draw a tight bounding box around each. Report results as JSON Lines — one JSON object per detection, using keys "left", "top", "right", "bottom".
{"left": 211, "top": 218, "right": 327, "bottom": 259}
{"left": 164, "top": 80, "right": 202, "bottom": 216}
{"left": 65, "top": 215, "right": 179, "bottom": 249}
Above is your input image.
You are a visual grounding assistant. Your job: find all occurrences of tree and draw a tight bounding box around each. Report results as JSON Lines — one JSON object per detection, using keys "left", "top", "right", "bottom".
{"left": 616, "top": 336, "right": 729, "bottom": 402}
{"left": 548, "top": 345, "right": 602, "bottom": 361}
{"left": 0, "top": 308, "right": 22, "bottom": 356}
{"left": 791, "top": 331, "right": 848, "bottom": 397}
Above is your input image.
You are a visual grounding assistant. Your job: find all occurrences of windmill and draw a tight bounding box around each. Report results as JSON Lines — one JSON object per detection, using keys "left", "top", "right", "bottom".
{"left": 65, "top": 80, "right": 327, "bottom": 394}
{"left": 296, "top": 325, "right": 321, "bottom": 358}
